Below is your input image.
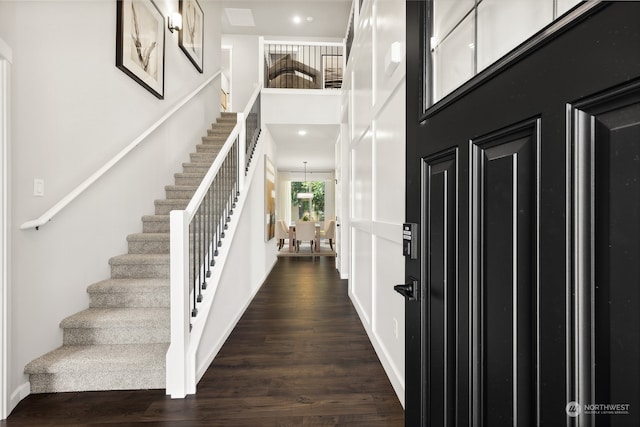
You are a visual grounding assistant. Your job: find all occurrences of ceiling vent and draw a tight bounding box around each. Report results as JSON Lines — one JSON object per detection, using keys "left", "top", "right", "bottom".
{"left": 225, "top": 8, "right": 256, "bottom": 27}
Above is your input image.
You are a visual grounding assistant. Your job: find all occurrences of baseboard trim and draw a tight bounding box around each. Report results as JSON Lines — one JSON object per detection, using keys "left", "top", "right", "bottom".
{"left": 7, "top": 382, "right": 29, "bottom": 418}
{"left": 349, "top": 291, "right": 405, "bottom": 408}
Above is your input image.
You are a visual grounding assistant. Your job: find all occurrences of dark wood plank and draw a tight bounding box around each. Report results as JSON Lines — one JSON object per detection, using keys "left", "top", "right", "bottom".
{"left": 1, "top": 257, "right": 404, "bottom": 426}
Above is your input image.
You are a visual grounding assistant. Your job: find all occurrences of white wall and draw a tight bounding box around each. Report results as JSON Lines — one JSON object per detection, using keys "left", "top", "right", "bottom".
{"left": 262, "top": 91, "right": 341, "bottom": 125}
{"left": 0, "top": 0, "right": 222, "bottom": 413}
{"left": 221, "top": 35, "right": 260, "bottom": 111}
{"left": 343, "top": 0, "right": 406, "bottom": 406}
{"left": 195, "top": 126, "right": 278, "bottom": 379}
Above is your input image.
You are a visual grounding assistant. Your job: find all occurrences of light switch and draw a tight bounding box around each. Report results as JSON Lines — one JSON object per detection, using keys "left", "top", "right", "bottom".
{"left": 33, "top": 179, "right": 44, "bottom": 197}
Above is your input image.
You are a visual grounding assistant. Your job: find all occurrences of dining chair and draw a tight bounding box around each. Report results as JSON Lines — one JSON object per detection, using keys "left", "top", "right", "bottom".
{"left": 322, "top": 219, "right": 336, "bottom": 251}
{"left": 276, "top": 220, "right": 289, "bottom": 250}
{"left": 295, "top": 221, "right": 316, "bottom": 253}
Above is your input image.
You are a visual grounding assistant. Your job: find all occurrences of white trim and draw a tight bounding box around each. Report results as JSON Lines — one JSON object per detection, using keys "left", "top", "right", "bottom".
{"left": 261, "top": 88, "right": 342, "bottom": 96}
{"left": 8, "top": 382, "right": 29, "bottom": 415}
{"left": 263, "top": 39, "right": 344, "bottom": 47}
{"left": 350, "top": 287, "right": 405, "bottom": 407}
{"left": 0, "top": 40, "right": 11, "bottom": 420}
{"left": 20, "top": 70, "right": 222, "bottom": 230}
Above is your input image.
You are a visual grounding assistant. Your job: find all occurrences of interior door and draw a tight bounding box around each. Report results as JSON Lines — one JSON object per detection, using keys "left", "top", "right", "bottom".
{"left": 402, "top": 2, "right": 640, "bottom": 426}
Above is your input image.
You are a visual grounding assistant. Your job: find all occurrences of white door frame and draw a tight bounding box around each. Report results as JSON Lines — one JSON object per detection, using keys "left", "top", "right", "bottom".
{"left": 0, "top": 37, "right": 12, "bottom": 420}
{"left": 221, "top": 45, "right": 233, "bottom": 112}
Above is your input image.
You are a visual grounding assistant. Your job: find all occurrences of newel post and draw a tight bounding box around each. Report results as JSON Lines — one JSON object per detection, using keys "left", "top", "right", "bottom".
{"left": 167, "top": 209, "right": 190, "bottom": 398}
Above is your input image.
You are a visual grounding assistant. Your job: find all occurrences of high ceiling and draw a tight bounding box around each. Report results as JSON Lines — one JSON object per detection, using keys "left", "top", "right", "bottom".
{"left": 266, "top": 124, "right": 339, "bottom": 172}
{"left": 219, "top": 0, "right": 352, "bottom": 38}
{"left": 219, "top": 0, "right": 351, "bottom": 173}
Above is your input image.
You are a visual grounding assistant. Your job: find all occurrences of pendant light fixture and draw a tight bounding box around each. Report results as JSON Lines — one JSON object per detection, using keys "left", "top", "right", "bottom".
{"left": 297, "top": 161, "right": 313, "bottom": 199}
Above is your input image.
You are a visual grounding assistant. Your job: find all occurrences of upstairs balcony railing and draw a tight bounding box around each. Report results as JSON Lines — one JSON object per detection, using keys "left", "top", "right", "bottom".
{"left": 262, "top": 40, "right": 344, "bottom": 90}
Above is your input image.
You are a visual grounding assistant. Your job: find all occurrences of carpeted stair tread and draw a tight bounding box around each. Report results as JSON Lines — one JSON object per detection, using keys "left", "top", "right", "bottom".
{"left": 141, "top": 215, "right": 170, "bottom": 233}
{"left": 182, "top": 163, "right": 212, "bottom": 175}
{"left": 24, "top": 343, "right": 169, "bottom": 374}
{"left": 210, "top": 122, "right": 235, "bottom": 129}
{"left": 109, "top": 253, "right": 169, "bottom": 279}
{"left": 88, "top": 278, "right": 169, "bottom": 293}
{"left": 88, "top": 278, "right": 169, "bottom": 308}
{"left": 165, "top": 185, "right": 198, "bottom": 200}
{"left": 109, "top": 253, "right": 170, "bottom": 265}
{"left": 208, "top": 128, "right": 233, "bottom": 136}
{"left": 60, "top": 307, "right": 169, "bottom": 329}
{"left": 196, "top": 144, "right": 223, "bottom": 153}
{"left": 202, "top": 135, "right": 228, "bottom": 143}
{"left": 190, "top": 152, "right": 217, "bottom": 163}
{"left": 127, "top": 233, "right": 170, "bottom": 242}
{"left": 165, "top": 185, "right": 198, "bottom": 191}
{"left": 154, "top": 199, "right": 190, "bottom": 215}
{"left": 126, "top": 233, "right": 170, "bottom": 254}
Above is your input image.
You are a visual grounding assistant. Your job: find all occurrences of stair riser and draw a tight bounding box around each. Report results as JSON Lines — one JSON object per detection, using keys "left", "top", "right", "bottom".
{"left": 207, "top": 129, "right": 233, "bottom": 137}
{"left": 29, "top": 370, "right": 165, "bottom": 394}
{"left": 128, "top": 239, "right": 170, "bottom": 254}
{"left": 202, "top": 136, "right": 228, "bottom": 144}
{"left": 211, "top": 122, "right": 235, "bottom": 129}
{"left": 175, "top": 175, "right": 204, "bottom": 186}
{"left": 196, "top": 144, "right": 223, "bottom": 153}
{"left": 142, "top": 219, "right": 170, "bottom": 233}
{"left": 155, "top": 201, "right": 189, "bottom": 215}
{"left": 89, "top": 291, "right": 170, "bottom": 308}
{"left": 110, "top": 263, "right": 169, "bottom": 279}
{"left": 165, "top": 188, "right": 196, "bottom": 199}
{"left": 63, "top": 327, "right": 169, "bottom": 345}
{"left": 215, "top": 121, "right": 236, "bottom": 128}
{"left": 190, "top": 153, "right": 217, "bottom": 164}
{"left": 182, "top": 163, "right": 211, "bottom": 174}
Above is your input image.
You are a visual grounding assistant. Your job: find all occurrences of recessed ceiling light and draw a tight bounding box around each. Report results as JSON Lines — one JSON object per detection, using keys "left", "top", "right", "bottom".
{"left": 306, "top": 16, "right": 314, "bottom": 23}
{"left": 298, "top": 130, "right": 307, "bottom": 136}
{"left": 293, "top": 16, "right": 302, "bottom": 24}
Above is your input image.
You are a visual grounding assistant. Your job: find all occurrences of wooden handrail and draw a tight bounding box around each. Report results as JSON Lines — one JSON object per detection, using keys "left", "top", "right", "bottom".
{"left": 20, "top": 71, "right": 222, "bottom": 230}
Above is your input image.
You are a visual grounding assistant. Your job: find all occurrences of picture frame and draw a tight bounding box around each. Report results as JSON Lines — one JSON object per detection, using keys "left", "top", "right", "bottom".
{"left": 116, "top": 0, "right": 165, "bottom": 99}
{"left": 265, "top": 155, "right": 276, "bottom": 242}
{"left": 179, "top": 0, "right": 204, "bottom": 73}
{"left": 321, "top": 54, "right": 343, "bottom": 89}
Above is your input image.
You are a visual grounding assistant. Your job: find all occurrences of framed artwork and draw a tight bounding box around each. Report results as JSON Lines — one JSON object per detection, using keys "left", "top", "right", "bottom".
{"left": 179, "top": 0, "right": 204, "bottom": 73}
{"left": 265, "top": 155, "right": 276, "bottom": 242}
{"left": 116, "top": 0, "right": 165, "bottom": 99}
{"left": 322, "top": 54, "right": 343, "bottom": 89}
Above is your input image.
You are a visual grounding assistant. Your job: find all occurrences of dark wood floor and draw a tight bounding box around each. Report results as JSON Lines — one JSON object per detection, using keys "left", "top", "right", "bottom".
{"left": 2, "top": 257, "right": 404, "bottom": 426}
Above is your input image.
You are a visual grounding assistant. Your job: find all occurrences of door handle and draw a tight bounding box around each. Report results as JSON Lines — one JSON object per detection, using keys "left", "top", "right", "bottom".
{"left": 394, "top": 277, "right": 419, "bottom": 301}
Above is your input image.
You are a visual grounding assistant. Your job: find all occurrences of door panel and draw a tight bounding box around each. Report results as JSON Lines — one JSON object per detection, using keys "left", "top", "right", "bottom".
{"left": 573, "top": 84, "right": 640, "bottom": 426}
{"left": 404, "top": 2, "right": 640, "bottom": 427}
{"left": 472, "top": 121, "right": 538, "bottom": 427}
{"left": 424, "top": 150, "right": 458, "bottom": 427}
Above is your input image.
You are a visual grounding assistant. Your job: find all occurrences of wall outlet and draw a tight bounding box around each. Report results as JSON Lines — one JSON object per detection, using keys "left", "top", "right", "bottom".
{"left": 33, "top": 178, "right": 44, "bottom": 197}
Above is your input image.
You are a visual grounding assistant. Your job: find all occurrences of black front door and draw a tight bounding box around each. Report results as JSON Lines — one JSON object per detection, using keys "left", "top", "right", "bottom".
{"left": 402, "top": 2, "right": 640, "bottom": 426}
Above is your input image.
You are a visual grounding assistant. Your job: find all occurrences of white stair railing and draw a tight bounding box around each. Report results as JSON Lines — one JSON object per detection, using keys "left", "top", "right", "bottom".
{"left": 166, "top": 84, "right": 261, "bottom": 398}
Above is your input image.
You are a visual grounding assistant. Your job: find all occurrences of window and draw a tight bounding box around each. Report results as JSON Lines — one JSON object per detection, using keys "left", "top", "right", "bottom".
{"left": 291, "top": 181, "right": 326, "bottom": 222}
{"left": 423, "top": 0, "right": 583, "bottom": 111}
